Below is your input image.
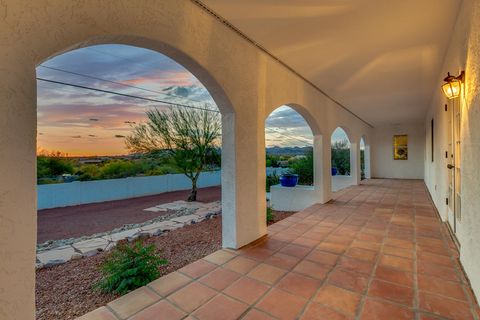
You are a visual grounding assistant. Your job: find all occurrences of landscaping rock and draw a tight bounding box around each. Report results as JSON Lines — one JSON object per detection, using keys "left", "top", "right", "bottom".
{"left": 171, "top": 214, "right": 201, "bottom": 224}
{"left": 71, "top": 253, "right": 83, "bottom": 260}
{"left": 102, "top": 228, "right": 141, "bottom": 242}
{"left": 37, "top": 200, "right": 223, "bottom": 266}
{"left": 72, "top": 238, "right": 109, "bottom": 255}
{"left": 37, "top": 245, "right": 76, "bottom": 265}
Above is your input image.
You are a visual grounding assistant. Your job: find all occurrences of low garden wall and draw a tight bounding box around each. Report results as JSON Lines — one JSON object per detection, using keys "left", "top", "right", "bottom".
{"left": 37, "top": 171, "right": 221, "bottom": 210}
{"left": 38, "top": 167, "right": 290, "bottom": 210}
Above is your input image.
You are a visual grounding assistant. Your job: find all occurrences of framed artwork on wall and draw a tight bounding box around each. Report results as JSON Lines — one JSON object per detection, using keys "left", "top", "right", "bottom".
{"left": 393, "top": 134, "right": 408, "bottom": 160}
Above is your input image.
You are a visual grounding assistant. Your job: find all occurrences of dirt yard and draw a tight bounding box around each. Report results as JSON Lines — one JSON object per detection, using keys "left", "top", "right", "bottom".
{"left": 37, "top": 186, "right": 221, "bottom": 243}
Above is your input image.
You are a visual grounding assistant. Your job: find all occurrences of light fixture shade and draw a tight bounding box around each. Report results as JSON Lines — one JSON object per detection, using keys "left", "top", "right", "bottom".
{"left": 442, "top": 79, "right": 461, "bottom": 99}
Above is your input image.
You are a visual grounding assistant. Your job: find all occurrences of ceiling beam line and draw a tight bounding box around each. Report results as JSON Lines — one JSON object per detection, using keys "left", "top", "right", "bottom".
{"left": 190, "top": 0, "right": 374, "bottom": 128}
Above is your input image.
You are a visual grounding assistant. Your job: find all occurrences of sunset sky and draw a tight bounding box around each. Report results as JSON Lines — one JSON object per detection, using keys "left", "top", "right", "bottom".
{"left": 37, "top": 44, "right": 348, "bottom": 156}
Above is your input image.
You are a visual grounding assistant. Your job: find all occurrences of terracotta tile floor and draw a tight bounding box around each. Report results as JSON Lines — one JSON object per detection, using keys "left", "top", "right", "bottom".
{"left": 78, "top": 179, "right": 480, "bottom": 320}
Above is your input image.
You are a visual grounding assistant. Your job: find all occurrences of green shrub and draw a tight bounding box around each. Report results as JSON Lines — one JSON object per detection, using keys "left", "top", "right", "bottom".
{"left": 100, "top": 160, "right": 142, "bottom": 179}
{"left": 266, "top": 207, "right": 275, "bottom": 223}
{"left": 37, "top": 152, "right": 75, "bottom": 182}
{"left": 289, "top": 152, "right": 313, "bottom": 185}
{"left": 96, "top": 240, "right": 167, "bottom": 295}
{"left": 331, "top": 140, "right": 351, "bottom": 175}
{"left": 266, "top": 173, "right": 280, "bottom": 192}
{"left": 76, "top": 164, "right": 102, "bottom": 181}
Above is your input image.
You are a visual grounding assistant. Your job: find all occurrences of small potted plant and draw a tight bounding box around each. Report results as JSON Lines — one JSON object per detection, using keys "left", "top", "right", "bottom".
{"left": 331, "top": 167, "right": 338, "bottom": 176}
{"left": 279, "top": 173, "right": 299, "bottom": 187}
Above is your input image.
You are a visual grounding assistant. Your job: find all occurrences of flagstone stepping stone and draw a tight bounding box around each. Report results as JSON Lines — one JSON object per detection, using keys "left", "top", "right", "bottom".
{"left": 141, "top": 221, "right": 182, "bottom": 234}
{"left": 72, "top": 238, "right": 109, "bottom": 255}
{"left": 171, "top": 214, "right": 201, "bottom": 224}
{"left": 37, "top": 245, "right": 75, "bottom": 265}
{"left": 143, "top": 207, "right": 168, "bottom": 212}
{"left": 102, "top": 228, "right": 141, "bottom": 242}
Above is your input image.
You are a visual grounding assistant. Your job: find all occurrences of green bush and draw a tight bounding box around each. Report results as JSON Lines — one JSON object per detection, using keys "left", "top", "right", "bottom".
{"left": 266, "top": 207, "right": 275, "bottom": 223}
{"left": 331, "top": 140, "right": 350, "bottom": 175}
{"left": 266, "top": 173, "right": 280, "bottom": 192}
{"left": 289, "top": 152, "right": 313, "bottom": 185}
{"left": 37, "top": 153, "right": 75, "bottom": 182}
{"left": 76, "top": 164, "right": 102, "bottom": 181}
{"left": 96, "top": 240, "right": 167, "bottom": 295}
{"left": 100, "top": 160, "right": 142, "bottom": 179}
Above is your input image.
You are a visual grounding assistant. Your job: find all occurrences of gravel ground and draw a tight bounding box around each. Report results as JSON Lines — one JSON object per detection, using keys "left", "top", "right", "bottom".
{"left": 35, "top": 210, "right": 293, "bottom": 320}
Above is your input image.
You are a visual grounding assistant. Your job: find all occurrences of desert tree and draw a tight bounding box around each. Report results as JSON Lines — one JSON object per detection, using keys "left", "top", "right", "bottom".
{"left": 125, "top": 106, "right": 221, "bottom": 201}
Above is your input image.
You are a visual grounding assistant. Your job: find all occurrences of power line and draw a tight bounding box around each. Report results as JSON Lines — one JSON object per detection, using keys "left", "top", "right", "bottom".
{"left": 265, "top": 127, "right": 313, "bottom": 145}
{"left": 36, "top": 77, "right": 220, "bottom": 113}
{"left": 38, "top": 64, "right": 208, "bottom": 105}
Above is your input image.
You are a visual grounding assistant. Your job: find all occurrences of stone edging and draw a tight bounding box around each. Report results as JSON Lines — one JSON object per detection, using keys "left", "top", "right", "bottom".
{"left": 36, "top": 201, "right": 221, "bottom": 268}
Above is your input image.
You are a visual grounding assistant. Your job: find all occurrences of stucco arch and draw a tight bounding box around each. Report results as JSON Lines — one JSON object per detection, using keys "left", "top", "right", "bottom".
{"left": 330, "top": 125, "right": 353, "bottom": 143}
{"left": 265, "top": 103, "right": 323, "bottom": 136}
{"left": 37, "top": 36, "right": 235, "bottom": 116}
{"left": 35, "top": 38, "right": 257, "bottom": 248}
{"left": 264, "top": 103, "right": 330, "bottom": 210}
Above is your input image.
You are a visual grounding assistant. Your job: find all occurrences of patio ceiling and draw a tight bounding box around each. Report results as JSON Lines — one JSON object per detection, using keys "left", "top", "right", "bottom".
{"left": 201, "top": 0, "right": 462, "bottom": 126}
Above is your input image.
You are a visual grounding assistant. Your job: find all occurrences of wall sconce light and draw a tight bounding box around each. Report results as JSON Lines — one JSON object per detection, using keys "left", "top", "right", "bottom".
{"left": 442, "top": 71, "right": 465, "bottom": 99}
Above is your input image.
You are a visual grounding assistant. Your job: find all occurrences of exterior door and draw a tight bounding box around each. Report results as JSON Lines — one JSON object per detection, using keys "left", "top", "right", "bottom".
{"left": 446, "top": 99, "right": 461, "bottom": 234}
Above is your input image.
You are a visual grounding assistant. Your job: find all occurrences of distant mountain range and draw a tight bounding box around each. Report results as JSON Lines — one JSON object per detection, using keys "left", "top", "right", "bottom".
{"left": 266, "top": 146, "right": 312, "bottom": 156}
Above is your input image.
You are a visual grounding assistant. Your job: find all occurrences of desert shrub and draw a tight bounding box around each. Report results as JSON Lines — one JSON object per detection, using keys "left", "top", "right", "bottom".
{"left": 96, "top": 240, "right": 167, "bottom": 295}
{"left": 331, "top": 140, "right": 350, "bottom": 175}
{"left": 100, "top": 160, "right": 142, "bottom": 179}
{"left": 266, "top": 206, "right": 275, "bottom": 223}
{"left": 76, "top": 164, "right": 102, "bottom": 181}
{"left": 266, "top": 173, "right": 280, "bottom": 192}
{"left": 37, "top": 152, "right": 75, "bottom": 182}
{"left": 289, "top": 152, "right": 313, "bottom": 185}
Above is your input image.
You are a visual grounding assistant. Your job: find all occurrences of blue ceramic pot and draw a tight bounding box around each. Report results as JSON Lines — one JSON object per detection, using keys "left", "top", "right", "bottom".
{"left": 280, "top": 174, "right": 299, "bottom": 187}
{"left": 331, "top": 167, "right": 338, "bottom": 176}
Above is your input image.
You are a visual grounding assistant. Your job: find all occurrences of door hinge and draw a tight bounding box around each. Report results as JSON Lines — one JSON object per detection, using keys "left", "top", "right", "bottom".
{"left": 446, "top": 198, "right": 449, "bottom": 205}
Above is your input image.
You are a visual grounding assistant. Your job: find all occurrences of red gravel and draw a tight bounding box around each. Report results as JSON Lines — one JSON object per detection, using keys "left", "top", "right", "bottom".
{"left": 35, "top": 210, "right": 293, "bottom": 320}
{"left": 37, "top": 186, "right": 221, "bottom": 243}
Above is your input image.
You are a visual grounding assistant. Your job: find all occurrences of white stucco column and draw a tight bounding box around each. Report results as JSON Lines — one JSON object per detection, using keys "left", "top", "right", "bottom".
{"left": 0, "top": 61, "right": 37, "bottom": 319}
{"left": 313, "top": 135, "right": 330, "bottom": 203}
{"left": 364, "top": 144, "right": 371, "bottom": 179}
{"left": 319, "top": 136, "right": 332, "bottom": 202}
{"left": 350, "top": 141, "right": 361, "bottom": 185}
{"left": 221, "top": 111, "right": 266, "bottom": 249}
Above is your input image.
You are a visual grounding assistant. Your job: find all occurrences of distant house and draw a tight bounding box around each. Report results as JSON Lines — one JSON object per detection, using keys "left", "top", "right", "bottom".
{"left": 277, "top": 160, "right": 289, "bottom": 167}
{"left": 78, "top": 159, "right": 104, "bottom": 165}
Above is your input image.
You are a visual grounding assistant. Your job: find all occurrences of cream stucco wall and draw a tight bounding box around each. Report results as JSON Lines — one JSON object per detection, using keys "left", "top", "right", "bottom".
{"left": 424, "top": 0, "right": 480, "bottom": 300}
{"left": 371, "top": 124, "right": 425, "bottom": 179}
{"left": 0, "top": 1, "right": 372, "bottom": 319}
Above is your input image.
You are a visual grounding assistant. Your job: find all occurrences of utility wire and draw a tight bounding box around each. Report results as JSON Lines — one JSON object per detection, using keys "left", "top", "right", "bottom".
{"left": 36, "top": 77, "right": 220, "bottom": 113}
{"left": 265, "top": 127, "right": 312, "bottom": 145}
{"left": 38, "top": 76, "right": 308, "bottom": 145}
{"left": 38, "top": 64, "right": 208, "bottom": 105}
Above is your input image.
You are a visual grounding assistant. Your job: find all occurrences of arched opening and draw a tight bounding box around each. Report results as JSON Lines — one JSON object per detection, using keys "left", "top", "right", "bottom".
{"left": 265, "top": 105, "right": 325, "bottom": 212}
{"left": 35, "top": 44, "right": 231, "bottom": 319}
{"left": 331, "top": 127, "right": 354, "bottom": 192}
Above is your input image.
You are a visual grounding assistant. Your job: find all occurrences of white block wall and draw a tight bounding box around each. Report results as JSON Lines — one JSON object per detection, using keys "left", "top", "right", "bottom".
{"left": 37, "top": 171, "right": 221, "bottom": 210}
